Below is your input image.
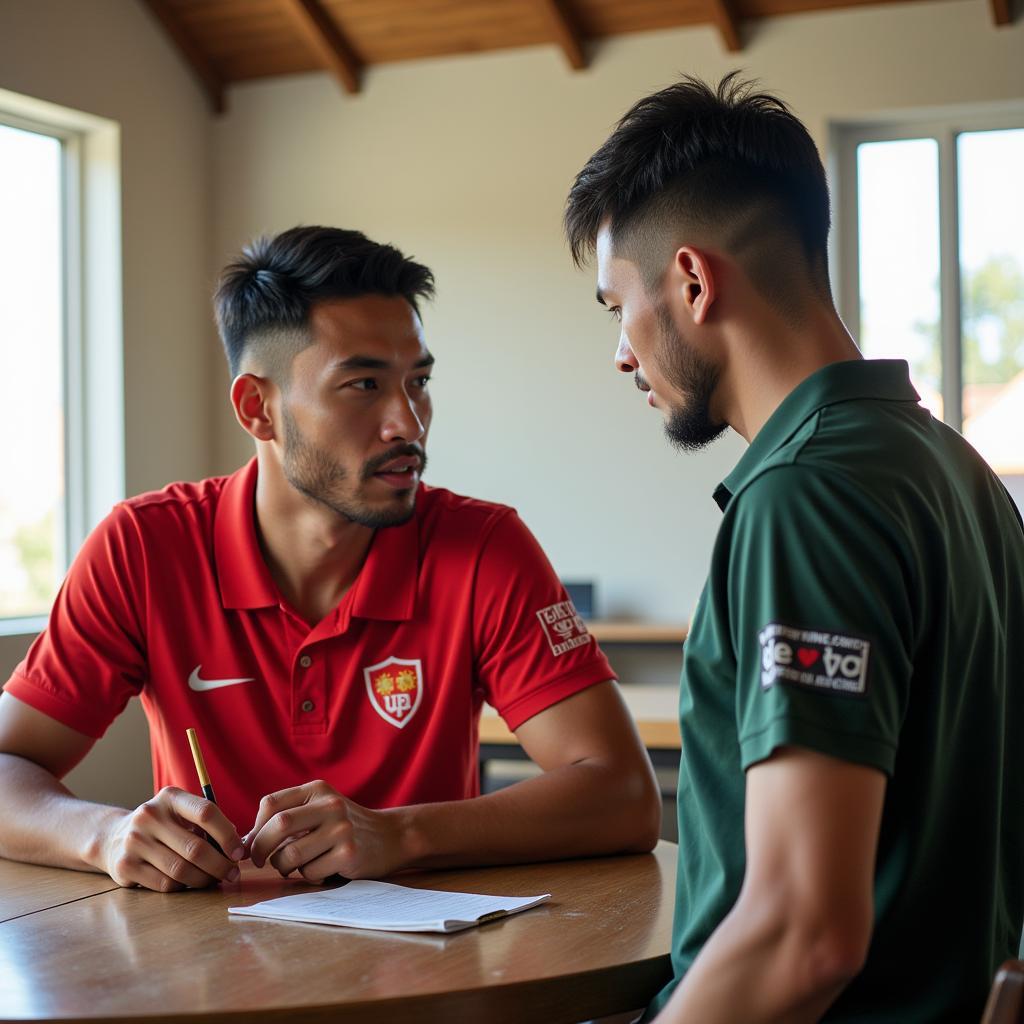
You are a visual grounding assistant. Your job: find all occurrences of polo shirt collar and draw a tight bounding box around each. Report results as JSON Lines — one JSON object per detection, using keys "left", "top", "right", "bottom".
{"left": 215, "top": 458, "right": 278, "bottom": 609}
{"left": 713, "top": 358, "right": 919, "bottom": 511}
{"left": 215, "top": 457, "right": 419, "bottom": 620}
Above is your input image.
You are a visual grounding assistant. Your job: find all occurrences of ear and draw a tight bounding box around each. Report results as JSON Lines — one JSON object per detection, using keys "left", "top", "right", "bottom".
{"left": 674, "top": 246, "right": 716, "bottom": 326}
{"left": 230, "top": 373, "right": 277, "bottom": 442}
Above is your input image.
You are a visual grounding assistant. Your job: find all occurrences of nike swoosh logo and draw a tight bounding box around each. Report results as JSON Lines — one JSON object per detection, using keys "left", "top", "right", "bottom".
{"left": 188, "top": 666, "right": 255, "bottom": 692}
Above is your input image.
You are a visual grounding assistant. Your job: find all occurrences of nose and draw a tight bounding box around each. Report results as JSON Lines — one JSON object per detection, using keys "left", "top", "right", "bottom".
{"left": 381, "top": 389, "right": 426, "bottom": 444}
{"left": 615, "top": 335, "right": 637, "bottom": 374}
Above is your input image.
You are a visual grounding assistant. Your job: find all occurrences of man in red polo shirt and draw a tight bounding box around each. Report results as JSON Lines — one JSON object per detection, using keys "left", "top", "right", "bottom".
{"left": 0, "top": 226, "right": 660, "bottom": 892}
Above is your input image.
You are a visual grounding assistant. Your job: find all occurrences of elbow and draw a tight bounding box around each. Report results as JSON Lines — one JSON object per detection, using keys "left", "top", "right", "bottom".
{"left": 633, "top": 820, "right": 662, "bottom": 855}
{"left": 736, "top": 887, "right": 872, "bottom": 1002}
{"left": 800, "top": 924, "right": 870, "bottom": 994}
{"left": 636, "top": 781, "right": 663, "bottom": 853}
{"left": 617, "top": 761, "right": 663, "bottom": 853}
{"left": 780, "top": 913, "right": 871, "bottom": 1002}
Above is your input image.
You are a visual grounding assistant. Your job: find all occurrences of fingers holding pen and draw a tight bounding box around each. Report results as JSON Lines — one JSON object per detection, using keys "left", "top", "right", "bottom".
{"left": 102, "top": 787, "right": 245, "bottom": 892}
{"left": 98, "top": 728, "right": 247, "bottom": 892}
{"left": 165, "top": 787, "right": 247, "bottom": 869}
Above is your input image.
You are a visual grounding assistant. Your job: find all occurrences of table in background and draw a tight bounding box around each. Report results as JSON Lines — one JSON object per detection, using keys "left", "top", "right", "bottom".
{"left": 584, "top": 621, "right": 688, "bottom": 646}
{"left": 481, "top": 682, "right": 681, "bottom": 767}
{"left": 0, "top": 842, "right": 677, "bottom": 1024}
{"left": 480, "top": 620, "right": 686, "bottom": 792}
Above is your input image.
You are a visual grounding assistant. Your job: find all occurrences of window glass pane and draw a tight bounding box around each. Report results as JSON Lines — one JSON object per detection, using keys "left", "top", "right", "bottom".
{"left": 856, "top": 139, "right": 942, "bottom": 416}
{"left": 958, "top": 128, "right": 1024, "bottom": 499}
{"left": 0, "top": 124, "right": 64, "bottom": 618}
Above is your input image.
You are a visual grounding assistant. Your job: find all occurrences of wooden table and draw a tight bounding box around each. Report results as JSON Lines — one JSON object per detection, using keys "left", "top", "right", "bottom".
{"left": 585, "top": 621, "right": 688, "bottom": 646}
{"left": 480, "top": 684, "right": 681, "bottom": 751}
{"left": 0, "top": 843, "right": 677, "bottom": 1024}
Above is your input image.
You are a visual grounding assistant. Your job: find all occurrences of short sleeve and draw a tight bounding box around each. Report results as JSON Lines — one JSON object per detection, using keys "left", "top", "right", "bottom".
{"left": 728, "top": 467, "right": 914, "bottom": 776}
{"left": 4, "top": 504, "right": 148, "bottom": 738}
{"left": 472, "top": 511, "right": 615, "bottom": 730}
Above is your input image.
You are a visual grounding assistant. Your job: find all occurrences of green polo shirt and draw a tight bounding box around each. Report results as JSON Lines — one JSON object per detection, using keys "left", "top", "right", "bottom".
{"left": 649, "top": 359, "right": 1024, "bottom": 1021}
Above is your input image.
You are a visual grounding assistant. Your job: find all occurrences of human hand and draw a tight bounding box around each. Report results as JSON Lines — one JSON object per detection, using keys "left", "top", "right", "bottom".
{"left": 244, "top": 780, "right": 407, "bottom": 883}
{"left": 99, "top": 786, "right": 245, "bottom": 891}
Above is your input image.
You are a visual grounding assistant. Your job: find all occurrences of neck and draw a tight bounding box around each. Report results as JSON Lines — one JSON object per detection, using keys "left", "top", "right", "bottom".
{"left": 715, "top": 302, "right": 861, "bottom": 443}
{"left": 253, "top": 449, "right": 375, "bottom": 625}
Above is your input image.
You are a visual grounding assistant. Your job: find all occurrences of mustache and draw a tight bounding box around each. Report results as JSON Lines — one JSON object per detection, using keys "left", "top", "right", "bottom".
{"left": 362, "top": 443, "right": 427, "bottom": 480}
{"left": 634, "top": 371, "right": 651, "bottom": 392}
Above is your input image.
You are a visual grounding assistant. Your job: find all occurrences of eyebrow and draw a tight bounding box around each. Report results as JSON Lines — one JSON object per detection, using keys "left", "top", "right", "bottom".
{"left": 595, "top": 288, "right": 606, "bottom": 306}
{"left": 330, "top": 353, "right": 436, "bottom": 372}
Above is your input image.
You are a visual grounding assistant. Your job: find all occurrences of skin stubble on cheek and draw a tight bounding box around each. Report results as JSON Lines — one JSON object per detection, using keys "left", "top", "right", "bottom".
{"left": 655, "top": 304, "right": 727, "bottom": 453}
{"left": 281, "top": 404, "right": 350, "bottom": 507}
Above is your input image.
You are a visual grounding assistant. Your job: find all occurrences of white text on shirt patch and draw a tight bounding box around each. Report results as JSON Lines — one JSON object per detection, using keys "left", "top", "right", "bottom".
{"left": 758, "top": 623, "right": 870, "bottom": 696}
{"left": 536, "top": 600, "right": 592, "bottom": 657}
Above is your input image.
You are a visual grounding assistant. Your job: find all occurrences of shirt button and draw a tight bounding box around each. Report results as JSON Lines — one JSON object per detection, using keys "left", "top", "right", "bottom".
{"left": 301, "top": 699, "right": 315, "bottom": 713}
{"left": 299, "top": 655, "right": 312, "bottom": 668}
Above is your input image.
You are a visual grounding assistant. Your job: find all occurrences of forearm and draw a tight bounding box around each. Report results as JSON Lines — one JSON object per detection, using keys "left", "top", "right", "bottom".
{"left": 393, "top": 758, "right": 660, "bottom": 871}
{"left": 657, "top": 899, "right": 856, "bottom": 1024}
{"left": 0, "top": 753, "right": 127, "bottom": 873}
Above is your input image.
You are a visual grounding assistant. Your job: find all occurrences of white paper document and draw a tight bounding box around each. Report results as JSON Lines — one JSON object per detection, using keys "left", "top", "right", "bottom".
{"left": 229, "top": 880, "right": 551, "bottom": 933}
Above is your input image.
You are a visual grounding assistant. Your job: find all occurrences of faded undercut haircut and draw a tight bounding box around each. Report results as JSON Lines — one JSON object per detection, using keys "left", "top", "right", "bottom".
{"left": 214, "top": 225, "right": 435, "bottom": 381}
{"left": 564, "top": 73, "right": 832, "bottom": 318}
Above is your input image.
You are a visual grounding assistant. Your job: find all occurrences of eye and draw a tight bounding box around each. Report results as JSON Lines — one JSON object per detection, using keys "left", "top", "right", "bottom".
{"left": 412, "top": 375, "right": 432, "bottom": 388}
{"left": 606, "top": 306, "right": 622, "bottom": 323}
{"left": 348, "top": 378, "right": 378, "bottom": 391}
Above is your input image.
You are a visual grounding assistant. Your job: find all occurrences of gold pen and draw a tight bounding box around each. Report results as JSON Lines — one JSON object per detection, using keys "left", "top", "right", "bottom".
{"left": 186, "top": 726, "right": 225, "bottom": 855}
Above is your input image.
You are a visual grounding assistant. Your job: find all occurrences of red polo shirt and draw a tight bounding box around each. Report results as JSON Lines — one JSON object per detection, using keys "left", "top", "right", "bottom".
{"left": 6, "top": 460, "right": 614, "bottom": 832}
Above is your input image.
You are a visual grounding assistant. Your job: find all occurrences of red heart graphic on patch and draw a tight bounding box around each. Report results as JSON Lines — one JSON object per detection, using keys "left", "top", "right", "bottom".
{"left": 797, "top": 648, "right": 820, "bottom": 667}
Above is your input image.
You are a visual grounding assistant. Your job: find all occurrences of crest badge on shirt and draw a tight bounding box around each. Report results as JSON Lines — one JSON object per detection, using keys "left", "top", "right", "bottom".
{"left": 364, "top": 656, "right": 424, "bottom": 728}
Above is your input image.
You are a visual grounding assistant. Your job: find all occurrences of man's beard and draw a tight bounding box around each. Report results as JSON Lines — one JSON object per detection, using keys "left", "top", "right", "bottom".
{"left": 655, "top": 303, "right": 727, "bottom": 453}
{"left": 281, "top": 407, "right": 426, "bottom": 528}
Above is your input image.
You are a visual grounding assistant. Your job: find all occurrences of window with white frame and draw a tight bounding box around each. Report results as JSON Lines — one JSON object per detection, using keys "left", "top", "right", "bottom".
{"left": 0, "top": 92, "right": 123, "bottom": 630}
{"left": 0, "top": 122, "right": 67, "bottom": 618}
{"left": 833, "top": 111, "right": 1024, "bottom": 510}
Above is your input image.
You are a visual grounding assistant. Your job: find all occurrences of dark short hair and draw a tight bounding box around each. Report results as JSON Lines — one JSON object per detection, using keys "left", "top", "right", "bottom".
{"left": 214, "top": 226, "right": 435, "bottom": 378}
{"left": 564, "top": 73, "right": 831, "bottom": 310}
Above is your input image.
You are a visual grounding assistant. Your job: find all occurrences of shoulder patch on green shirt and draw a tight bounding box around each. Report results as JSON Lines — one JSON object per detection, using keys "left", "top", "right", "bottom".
{"left": 759, "top": 622, "right": 871, "bottom": 697}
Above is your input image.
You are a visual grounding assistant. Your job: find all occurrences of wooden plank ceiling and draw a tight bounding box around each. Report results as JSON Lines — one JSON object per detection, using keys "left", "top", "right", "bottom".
{"left": 140, "top": 0, "right": 1014, "bottom": 114}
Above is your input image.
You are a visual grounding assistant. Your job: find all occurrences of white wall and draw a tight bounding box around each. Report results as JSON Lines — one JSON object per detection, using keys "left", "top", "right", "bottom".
{"left": 211, "top": 0, "right": 1024, "bottom": 622}
{"left": 0, "top": 0, "right": 1021, "bottom": 810}
{"left": 0, "top": 0, "right": 217, "bottom": 806}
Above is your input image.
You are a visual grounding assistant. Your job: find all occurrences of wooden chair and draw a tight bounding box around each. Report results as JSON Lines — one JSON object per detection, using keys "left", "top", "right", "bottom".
{"left": 982, "top": 960, "right": 1024, "bottom": 1024}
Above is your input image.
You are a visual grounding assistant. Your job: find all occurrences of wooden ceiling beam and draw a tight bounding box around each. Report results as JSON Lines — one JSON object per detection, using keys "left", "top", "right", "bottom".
{"left": 536, "top": 0, "right": 588, "bottom": 70}
{"left": 990, "top": 0, "right": 1013, "bottom": 25}
{"left": 141, "top": 0, "right": 226, "bottom": 114}
{"left": 707, "top": 0, "right": 744, "bottom": 51}
{"left": 280, "top": 0, "right": 362, "bottom": 95}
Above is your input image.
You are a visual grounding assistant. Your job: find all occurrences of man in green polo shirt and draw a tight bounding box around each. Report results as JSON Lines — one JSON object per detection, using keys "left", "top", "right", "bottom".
{"left": 564, "top": 73, "right": 1024, "bottom": 1022}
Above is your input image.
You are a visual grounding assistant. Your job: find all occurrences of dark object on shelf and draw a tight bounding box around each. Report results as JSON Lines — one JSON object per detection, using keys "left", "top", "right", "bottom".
{"left": 562, "top": 580, "right": 594, "bottom": 619}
